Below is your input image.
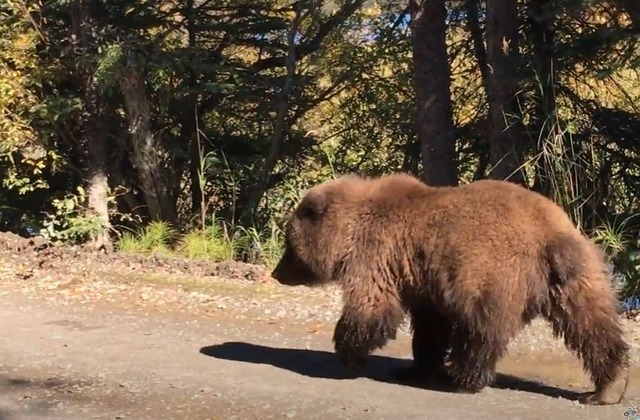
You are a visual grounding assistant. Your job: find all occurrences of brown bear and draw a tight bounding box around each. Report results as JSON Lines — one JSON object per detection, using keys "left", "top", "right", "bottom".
{"left": 270, "top": 172, "right": 630, "bottom": 405}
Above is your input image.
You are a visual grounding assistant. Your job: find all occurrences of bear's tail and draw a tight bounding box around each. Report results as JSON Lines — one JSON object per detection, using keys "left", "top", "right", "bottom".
{"left": 544, "top": 232, "right": 630, "bottom": 404}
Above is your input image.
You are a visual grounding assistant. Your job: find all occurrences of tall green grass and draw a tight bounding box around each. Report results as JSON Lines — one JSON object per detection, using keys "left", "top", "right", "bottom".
{"left": 236, "top": 220, "right": 285, "bottom": 270}
{"left": 115, "top": 215, "right": 286, "bottom": 267}
{"left": 176, "top": 221, "right": 238, "bottom": 261}
{"left": 591, "top": 216, "right": 640, "bottom": 298}
{"left": 116, "top": 221, "right": 177, "bottom": 255}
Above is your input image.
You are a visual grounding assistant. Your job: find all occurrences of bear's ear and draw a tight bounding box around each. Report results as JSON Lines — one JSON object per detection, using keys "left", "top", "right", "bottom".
{"left": 298, "top": 189, "right": 327, "bottom": 220}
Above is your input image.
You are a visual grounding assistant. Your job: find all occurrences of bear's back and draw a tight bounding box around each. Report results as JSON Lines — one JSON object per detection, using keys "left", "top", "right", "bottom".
{"left": 362, "top": 175, "right": 581, "bottom": 252}
{"left": 321, "top": 174, "right": 579, "bottom": 243}
{"left": 451, "top": 179, "right": 575, "bottom": 230}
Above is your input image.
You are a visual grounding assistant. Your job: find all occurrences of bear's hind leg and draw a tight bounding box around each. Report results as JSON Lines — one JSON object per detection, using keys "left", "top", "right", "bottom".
{"left": 545, "top": 233, "right": 630, "bottom": 404}
{"left": 545, "top": 278, "right": 630, "bottom": 405}
{"left": 444, "top": 324, "right": 509, "bottom": 394}
{"left": 392, "top": 304, "right": 452, "bottom": 386}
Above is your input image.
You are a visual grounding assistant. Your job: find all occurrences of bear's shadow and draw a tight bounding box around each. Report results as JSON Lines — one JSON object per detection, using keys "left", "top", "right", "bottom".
{"left": 199, "top": 342, "right": 583, "bottom": 401}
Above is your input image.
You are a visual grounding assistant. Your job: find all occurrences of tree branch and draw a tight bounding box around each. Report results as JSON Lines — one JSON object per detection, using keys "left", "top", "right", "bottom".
{"left": 251, "top": 0, "right": 365, "bottom": 72}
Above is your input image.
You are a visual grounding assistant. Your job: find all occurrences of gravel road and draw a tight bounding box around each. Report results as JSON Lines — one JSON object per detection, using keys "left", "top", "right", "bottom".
{"left": 0, "top": 236, "right": 639, "bottom": 419}
{"left": 1, "top": 287, "right": 639, "bottom": 420}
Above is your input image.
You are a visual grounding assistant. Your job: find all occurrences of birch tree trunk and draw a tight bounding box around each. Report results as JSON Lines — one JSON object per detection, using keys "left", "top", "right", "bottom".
{"left": 70, "top": 0, "right": 111, "bottom": 251}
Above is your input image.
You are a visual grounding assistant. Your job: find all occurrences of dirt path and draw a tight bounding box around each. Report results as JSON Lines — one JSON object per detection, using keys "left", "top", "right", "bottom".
{"left": 0, "top": 234, "right": 640, "bottom": 419}
{"left": 0, "top": 290, "right": 638, "bottom": 420}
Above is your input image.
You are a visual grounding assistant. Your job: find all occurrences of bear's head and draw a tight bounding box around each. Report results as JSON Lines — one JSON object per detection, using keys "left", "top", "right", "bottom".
{"left": 271, "top": 173, "right": 429, "bottom": 287}
{"left": 271, "top": 177, "right": 362, "bottom": 287}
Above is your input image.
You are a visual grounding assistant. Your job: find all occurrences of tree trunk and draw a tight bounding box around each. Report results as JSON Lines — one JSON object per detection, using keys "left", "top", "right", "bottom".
{"left": 70, "top": 0, "right": 111, "bottom": 251}
{"left": 86, "top": 171, "right": 111, "bottom": 249}
{"left": 409, "top": 0, "right": 458, "bottom": 186}
{"left": 119, "top": 69, "right": 177, "bottom": 225}
{"left": 108, "top": 125, "right": 145, "bottom": 223}
{"left": 465, "top": 0, "right": 494, "bottom": 181}
{"left": 84, "top": 80, "right": 111, "bottom": 250}
{"left": 485, "top": 0, "right": 527, "bottom": 185}
{"left": 465, "top": 0, "right": 492, "bottom": 103}
{"left": 528, "top": 0, "right": 557, "bottom": 196}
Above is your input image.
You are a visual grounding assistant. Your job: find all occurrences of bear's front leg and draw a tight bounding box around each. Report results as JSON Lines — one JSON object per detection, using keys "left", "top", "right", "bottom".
{"left": 332, "top": 304, "right": 404, "bottom": 371}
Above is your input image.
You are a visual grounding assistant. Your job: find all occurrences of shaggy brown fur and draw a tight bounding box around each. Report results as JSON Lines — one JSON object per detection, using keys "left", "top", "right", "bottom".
{"left": 271, "top": 173, "right": 630, "bottom": 405}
